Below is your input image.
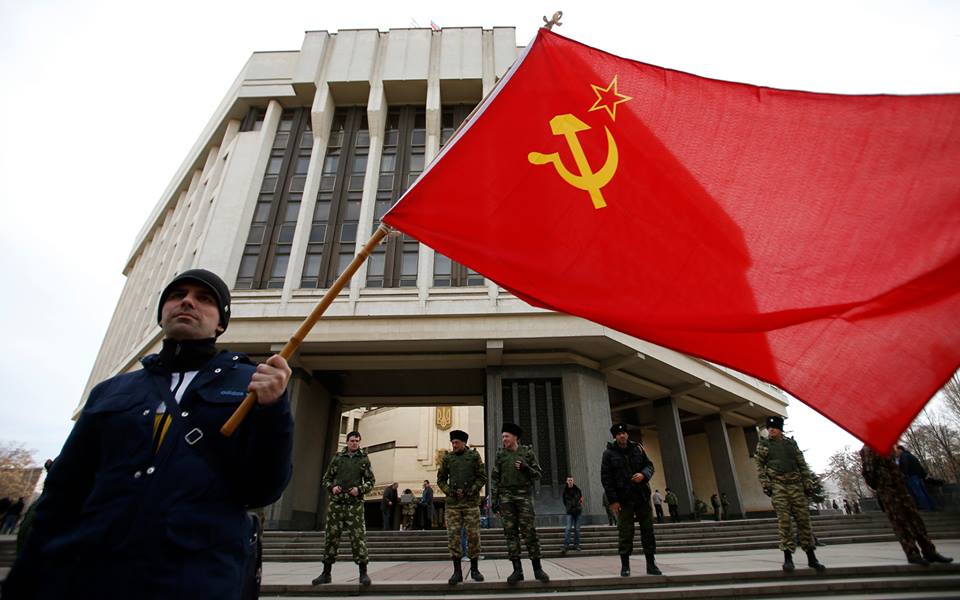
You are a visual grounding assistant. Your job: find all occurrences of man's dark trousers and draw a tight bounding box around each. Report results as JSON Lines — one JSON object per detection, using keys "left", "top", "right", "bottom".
{"left": 618, "top": 501, "right": 656, "bottom": 557}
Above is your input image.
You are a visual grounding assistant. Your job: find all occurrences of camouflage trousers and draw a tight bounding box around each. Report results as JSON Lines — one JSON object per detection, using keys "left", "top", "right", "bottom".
{"left": 876, "top": 487, "right": 936, "bottom": 559}
{"left": 499, "top": 493, "right": 541, "bottom": 559}
{"left": 323, "top": 501, "right": 368, "bottom": 564}
{"left": 770, "top": 481, "right": 814, "bottom": 552}
{"left": 401, "top": 503, "right": 416, "bottom": 530}
{"left": 446, "top": 505, "right": 481, "bottom": 559}
{"left": 617, "top": 501, "right": 656, "bottom": 557}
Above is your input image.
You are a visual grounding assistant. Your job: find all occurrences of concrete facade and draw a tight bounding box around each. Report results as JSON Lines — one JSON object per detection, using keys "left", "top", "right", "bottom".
{"left": 81, "top": 26, "right": 789, "bottom": 529}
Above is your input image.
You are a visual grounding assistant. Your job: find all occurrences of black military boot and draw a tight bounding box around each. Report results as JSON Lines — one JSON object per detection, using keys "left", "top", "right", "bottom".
{"left": 619, "top": 554, "right": 631, "bottom": 577}
{"left": 469, "top": 558, "right": 485, "bottom": 582}
{"left": 311, "top": 561, "right": 332, "bottom": 585}
{"left": 645, "top": 554, "right": 662, "bottom": 575}
{"left": 907, "top": 554, "right": 930, "bottom": 566}
{"left": 782, "top": 550, "right": 795, "bottom": 572}
{"left": 448, "top": 557, "right": 463, "bottom": 584}
{"left": 924, "top": 552, "right": 954, "bottom": 564}
{"left": 358, "top": 562, "right": 371, "bottom": 586}
{"left": 805, "top": 549, "right": 826, "bottom": 572}
{"left": 532, "top": 558, "right": 550, "bottom": 582}
{"left": 507, "top": 558, "right": 524, "bottom": 584}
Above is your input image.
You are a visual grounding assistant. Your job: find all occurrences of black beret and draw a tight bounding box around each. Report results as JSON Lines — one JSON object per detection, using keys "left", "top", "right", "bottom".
{"left": 450, "top": 430, "right": 469, "bottom": 442}
{"left": 766, "top": 416, "right": 785, "bottom": 430}
{"left": 501, "top": 422, "right": 523, "bottom": 438}
{"left": 610, "top": 423, "right": 629, "bottom": 436}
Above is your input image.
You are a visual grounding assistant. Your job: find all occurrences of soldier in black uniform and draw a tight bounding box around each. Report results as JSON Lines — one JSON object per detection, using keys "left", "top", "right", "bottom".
{"left": 601, "top": 423, "right": 662, "bottom": 577}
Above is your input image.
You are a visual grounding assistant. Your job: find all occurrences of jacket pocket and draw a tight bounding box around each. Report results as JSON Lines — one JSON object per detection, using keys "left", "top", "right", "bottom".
{"left": 196, "top": 386, "right": 247, "bottom": 405}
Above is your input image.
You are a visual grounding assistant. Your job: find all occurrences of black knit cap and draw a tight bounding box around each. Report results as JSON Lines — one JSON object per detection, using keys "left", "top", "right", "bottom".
{"left": 610, "top": 423, "right": 628, "bottom": 436}
{"left": 501, "top": 422, "right": 523, "bottom": 438}
{"left": 765, "top": 416, "right": 785, "bottom": 430}
{"left": 450, "top": 430, "right": 469, "bottom": 442}
{"left": 157, "top": 269, "right": 231, "bottom": 335}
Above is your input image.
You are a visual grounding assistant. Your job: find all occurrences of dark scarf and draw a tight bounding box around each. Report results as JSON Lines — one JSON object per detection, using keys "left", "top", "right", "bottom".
{"left": 157, "top": 338, "right": 218, "bottom": 372}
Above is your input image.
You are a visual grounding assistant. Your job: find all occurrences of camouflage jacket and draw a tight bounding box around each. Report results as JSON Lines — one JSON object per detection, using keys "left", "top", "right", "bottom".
{"left": 755, "top": 435, "right": 814, "bottom": 490}
{"left": 321, "top": 448, "right": 375, "bottom": 504}
{"left": 491, "top": 445, "right": 541, "bottom": 504}
{"left": 437, "top": 447, "right": 487, "bottom": 507}
{"left": 860, "top": 444, "right": 908, "bottom": 494}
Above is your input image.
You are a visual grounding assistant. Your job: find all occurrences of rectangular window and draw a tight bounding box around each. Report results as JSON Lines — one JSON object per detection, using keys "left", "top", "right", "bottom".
{"left": 240, "top": 107, "right": 266, "bottom": 132}
{"left": 236, "top": 108, "right": 313, "bottom": 289}
{"left": 368, "top": 107, "right": 426, "bottom": 288}
{"left": 364, "top": 441, "right": 396, "bottom": 454}
{"left": 501, "top": 379, "right": 568, "bottom": 488}
{"left": 301, "top": 108, "right": 369, "bottom": 288}
{"left": 434, "top": 104, "right": 485, "bottom": 287}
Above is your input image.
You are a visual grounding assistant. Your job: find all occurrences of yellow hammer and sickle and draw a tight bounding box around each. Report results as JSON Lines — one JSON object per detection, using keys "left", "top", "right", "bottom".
{"left": 528, "top": 114, "right": 619, "bottom": 209}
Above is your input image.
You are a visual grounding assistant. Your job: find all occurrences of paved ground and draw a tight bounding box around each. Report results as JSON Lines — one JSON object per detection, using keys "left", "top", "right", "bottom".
{"left": 262, "top": 539, "right": 960, "bottom": 586}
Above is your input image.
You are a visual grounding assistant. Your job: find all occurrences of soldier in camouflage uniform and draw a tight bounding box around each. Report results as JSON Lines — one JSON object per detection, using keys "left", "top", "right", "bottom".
{"left": 755, "top": 416, "right": 825, "bottom": 573}
{"left": 860, "top": 444, "right": 953, "bottom": 565}
{"left": 491, "top": 422, "right": 550, "bottom": 584}
{"left": 437, "top": 429, "right": 487, "bottom": 584}
{"left": 601, "top": 423, "right": 661, "bottom": 577}
{"left": 312, "top": 430, "right": 376, "bottom": 587}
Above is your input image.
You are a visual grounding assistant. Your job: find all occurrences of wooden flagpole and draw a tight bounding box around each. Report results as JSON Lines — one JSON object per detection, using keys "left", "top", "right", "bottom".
{"left": 220, "top": 223, "right": 392, "bottom": 436}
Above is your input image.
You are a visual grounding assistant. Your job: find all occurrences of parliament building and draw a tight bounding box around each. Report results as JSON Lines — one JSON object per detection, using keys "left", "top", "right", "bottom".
{"left": 82, "top": 25, "right": 788, "bottom": 528}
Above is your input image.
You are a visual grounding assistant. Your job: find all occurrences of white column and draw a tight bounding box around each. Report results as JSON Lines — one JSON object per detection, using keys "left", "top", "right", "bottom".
{"left": 352, "top": 36, "right": 388, "bottom": 303}
{"left": 481, "top": 29, "right": 500, "bottom": 304}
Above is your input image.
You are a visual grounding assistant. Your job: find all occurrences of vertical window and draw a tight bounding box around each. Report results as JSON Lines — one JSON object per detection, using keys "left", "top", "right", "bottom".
{"left": 300, "top": 108, "right": 370, "bottom": 288}
{"left": 240, "top": 107, "right": 266, "bottom": 132}
{"left": 501, "top": 379, "right": 568, "bottom": 489}
{"left": 433, "top": 104, "right": 484, "bottom": 287}
{"left": 236, "top": 108, "right": 313, "bottom": 289}
{"left": 367, "top": 107, "right": 424, "bottom": 288}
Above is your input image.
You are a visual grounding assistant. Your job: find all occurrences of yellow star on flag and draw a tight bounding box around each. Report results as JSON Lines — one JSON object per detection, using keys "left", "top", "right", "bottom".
{"left": 589, "top": 75, "right": 632, "bottom": 121}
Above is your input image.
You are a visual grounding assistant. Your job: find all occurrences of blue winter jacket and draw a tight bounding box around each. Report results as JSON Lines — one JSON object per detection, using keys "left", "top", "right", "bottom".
{"left": 4, "top": 350, "right": 293, "bottom": 599}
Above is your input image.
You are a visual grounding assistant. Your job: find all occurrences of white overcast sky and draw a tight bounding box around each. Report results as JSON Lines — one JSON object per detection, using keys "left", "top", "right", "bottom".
{"left": 1, "top": 0, "right": 957, "bottom": 471}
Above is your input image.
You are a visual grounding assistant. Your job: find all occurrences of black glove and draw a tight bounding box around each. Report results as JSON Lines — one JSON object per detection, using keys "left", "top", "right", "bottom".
{"left": 763, "top": 486, "right": 772, "bottom": 497}
{"left": 517, "top": 461, "right": 529, "bottom": 471}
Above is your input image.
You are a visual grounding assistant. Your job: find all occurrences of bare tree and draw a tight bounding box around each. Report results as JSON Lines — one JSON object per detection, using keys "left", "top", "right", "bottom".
{"left": 941, "top": 371, "right": 960, "bottom": 426}
{"left": 901, "top": 406, "right": 960, "bottom": 484}
{"left": 825, "top": 446, "right": 867, "bottom": 500}
{"left": 0, "top": 442, "right": 40, "bottom": 500}
{"left": 925, "top": 411, "right": 960, "bottom": 483}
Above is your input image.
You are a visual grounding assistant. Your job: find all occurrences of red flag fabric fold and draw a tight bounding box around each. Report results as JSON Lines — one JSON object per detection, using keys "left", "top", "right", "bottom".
{"left": 383, "top": 29, "right": 960, "bottom": 451}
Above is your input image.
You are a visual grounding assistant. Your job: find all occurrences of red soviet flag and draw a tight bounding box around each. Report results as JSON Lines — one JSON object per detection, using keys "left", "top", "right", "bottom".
{"left": 383, "top": 29, "right": 960, "bottom": 451}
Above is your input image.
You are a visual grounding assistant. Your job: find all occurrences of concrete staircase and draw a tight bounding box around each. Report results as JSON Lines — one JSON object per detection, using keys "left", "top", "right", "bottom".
{"left": 259, "top": 563, "right": 960, "bottom": 598}
{"left": 0, "top": 536, "right": 15, "bottom": 568}
{"left": 261, "top": 512, "right": 960, "bottom": 562}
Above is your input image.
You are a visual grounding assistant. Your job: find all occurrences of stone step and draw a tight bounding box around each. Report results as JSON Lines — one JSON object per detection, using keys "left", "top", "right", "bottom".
{"left": 258, "top": 563, "right": 960, "bottom": 598}
{"left": 262, "top": 533, "right": 947, "bottom": 562}
{"left": 263, "top": 514, "right": 960, "bottom": 541}
{"left": 264, "top": 517, "right": 960, "bottom": 540}
{"left": 263, "top": 523, "right": 960, "bottom": 548}
{"left": 261, "top": 517, "right": 960, "bottom": 561}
